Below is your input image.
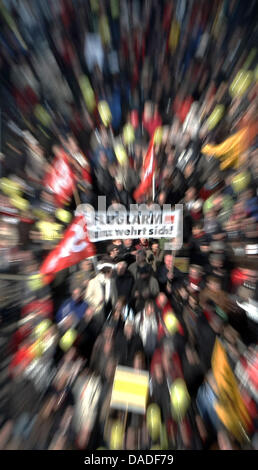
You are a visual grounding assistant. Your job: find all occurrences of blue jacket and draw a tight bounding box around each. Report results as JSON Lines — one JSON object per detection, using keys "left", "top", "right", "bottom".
{"left": 56, "top": 298, "right": 88, "bottom": 324}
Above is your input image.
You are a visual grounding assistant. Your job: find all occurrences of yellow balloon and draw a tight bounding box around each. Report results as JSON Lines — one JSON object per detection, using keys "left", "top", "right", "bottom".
{"left": 164, "top": 313, "right": 179, "bottom": 335}
{"left": 207, "top": 104, "right": 225, "bottom": 131}
{"left": 36, "top": 221, "right": 63, "bottom": 241}
{"left": 111, "top": 0, "right": 119, "bottom": 19}
{"left": 154, "top": 127, "right": 163, "bottom": 145}
{"left": 243, "top": 49, "right": 256, "bottom": 71}
{"left": 160, "top": 423, "right": 169, "bottom": 449}
{"left": 255, "top": 65, "right": 258, "bottom": 82}
{"left": 34, "top": 105, "right": 52, "bottom": 127}
{"left": 90, "top": 0, "right": 99, "bottom": 13}
{"left": 0, "top": 178, "right": 21, "bottom": 196}
{"left": 59, "top": 329, "right": 77, "bottom": 352}
{"left": 29, "top": 339, "right": 43, "bottom": 359}
{"left": 98, "top": 101, "right": 112, "bottom": 127}
{"left": 232, "top": 171, "right": 251, "bottom": 193}
{"left": 146, "top": 404, "right": 161, "bottom": 441}
{"left": 230, "top": 70, "right": 253, "bottom": 97}
{"left": 10, "top": 195, "right": 29, "bottom": 211}
{"left": 169, "top": 20, "right": 180, "bottom": 52}
{"left": 203, "top": 196, "right": 214, "bottom": 214}
{"left": 79, "top": 76, "right": 96, "bottom": 113}
{"left": 34, "top": 319, "right": 52, "bottom": 338}
{"left": 114, "top": 143, "right": 128, "bottom": 166}
{"left": 123, "top": 123, "right": 135, "bottom": 145}
{"left": 170, "top": 379, "right": 190, "bottom": 422}
{"left": 99, "top": 15, "right": 111, "bottom": 46}
{"left": 27, "top": 274, "right": 44, "bottom": 292}
{"left": 109, "top": 421, "right": 124, "bottom": 450}
{"left": 55, "top": 208, "right": 72, "bottom": 224}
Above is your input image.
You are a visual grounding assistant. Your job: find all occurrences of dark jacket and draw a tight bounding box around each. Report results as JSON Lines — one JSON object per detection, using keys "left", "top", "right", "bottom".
{"left": 114, "top": 331, "right": 144, "bottom": 367}
{"left": 115, "top": 271, "right": 134, "bottom": 301}
{"left": 76, "top": 316, "right": 103, "bottom": 360}
{"left": 157, "top": 264, "right": 184, "bottom": 293}
{"left": 8, "top": 376, "right": 40, "bottom": 419}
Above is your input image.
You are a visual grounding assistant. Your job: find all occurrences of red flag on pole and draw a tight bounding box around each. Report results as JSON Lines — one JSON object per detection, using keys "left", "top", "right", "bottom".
{"left": 44, "top": 151, "right": 75, "bottom": 206}
{"left": 40, "top": 215, "right": 96, "bottom": 277}
{"left": 133, "top": 134, "right": 156, "bottom": 201}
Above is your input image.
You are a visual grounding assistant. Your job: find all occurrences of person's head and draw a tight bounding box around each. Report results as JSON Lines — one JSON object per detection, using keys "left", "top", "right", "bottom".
{"left": 116, "top": 261, "right": 127, "bottom": 276}
{"left": 115, "top": 177, "right": 123, "bottom": 191}
{"left": 124, "top": 319, "right": 135, "bottom": 339}
{"left": 67, "top": 135, "right": 78, "bottom": 152}
{"left": 209, "top": 313, "right": 223, "bottom": 334}
{"left": 143, "top": 101, "right": 153, "bottom": 121}
{"left": 80, "top": 259, "right": 93, "bottom": 272}
{"left": 156, "top": 292, "right": 168, "bottom": 309}
{"left": 145, "top": 299, "right": 155, "bottom": 317}
{"left": 113, "top": 239, "right": 122, "bottom": 246}
{"left": 107, "top": 244, "right": 119, "bottom": 259}
{"left": 99, "top": 151, "right": 108, "bottom": 168}
{"left": 185, "top": 344, "right": 199, "bottom": 364}
{"left": 209, "top": 253, "right": 224, "bottom": 269}
{"left": 71, "top": 286, "right": 82, "bottom": 302}
{"left": 167, "top": 150, "right": 175, "bottom": 165}
{"left": 139, "top": 238, "right": 148, "bottom": 247}
{"left": 207, "top": 276, "right": 222, "bottom": 293}
{"left": 114, "top": 297, "right": 126, "bottom": 315}
{"left": 189, "top": 265, "right": 202, "bottom": 281}
{"left": 158, "top": 191, "right": 167, "bottom": 205}
{"left": 164, "top": 252, "right": 173, "bottom": 271}
{"left": 185, "top": 187, "right": 197, "bottom": 202}
{"left": 178, "top": 285, "right": 189, "bottom": 301}
{"left": 103, "top": 324, "right": 114, "bottom": 340}
{"left": 200, "top": 242, "right": 210, "bottom": 253}
{"left": 153, "top": 363, "right": 164, "bottom": 384}
{"left": 192, "top": 222, "right": 203, "bottom": 237}
{"left": 102, "top": 266, "right": 113, "bottom": 278}
{"left": 123, "top": 239, "right": 133, "bottom": 249}
{"left": 150, "top": 240, "right": 159, "bottom": 254}
{"left": 162, "top": 337, "right": 175, "bottom": 359}
{"left": 136, "top": 249, "right": 146, "bottom": 266}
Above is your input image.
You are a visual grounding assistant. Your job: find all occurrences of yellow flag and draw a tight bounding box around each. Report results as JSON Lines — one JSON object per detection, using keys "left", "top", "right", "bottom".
{"left": 211, "top": 338, "right": 251, "bottom": 442}
{"left": 202, "top": 128, "right": 249, "bottom": 170}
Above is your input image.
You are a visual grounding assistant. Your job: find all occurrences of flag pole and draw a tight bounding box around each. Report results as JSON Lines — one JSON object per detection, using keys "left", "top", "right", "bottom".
{"left": 152, "top": 171, "right": 155, "bottom": 201}
{"left": 73, "top": 186, "right": 81, "bottom": 207}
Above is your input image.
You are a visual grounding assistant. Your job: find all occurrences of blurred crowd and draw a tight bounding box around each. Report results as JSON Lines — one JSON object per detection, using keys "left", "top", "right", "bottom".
{"left": 0, "top": 0, "right": 257, "bottom": 451}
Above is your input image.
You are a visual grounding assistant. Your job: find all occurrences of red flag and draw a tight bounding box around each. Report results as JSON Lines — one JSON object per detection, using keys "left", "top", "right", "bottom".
{"left": 40, "top": 215, "right": 96, "bottom": 277}
{"left": 44, "top": 151, "right": 75, "bottom": 206}
{"left": 133, "top": 134, "right": 155, "bottom": 201}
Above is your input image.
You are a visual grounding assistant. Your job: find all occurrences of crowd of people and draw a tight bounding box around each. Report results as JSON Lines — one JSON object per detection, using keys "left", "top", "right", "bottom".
{"left": 0, "top": 0, "right": 257, "bottom": 451}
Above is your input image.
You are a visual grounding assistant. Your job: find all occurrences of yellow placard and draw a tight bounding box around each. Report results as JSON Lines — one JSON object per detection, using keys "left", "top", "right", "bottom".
{"left": 110, "top": 366, "right": 149, "bottom": 414}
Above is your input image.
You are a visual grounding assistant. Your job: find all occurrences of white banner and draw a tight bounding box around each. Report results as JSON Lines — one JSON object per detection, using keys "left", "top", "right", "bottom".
{"left": 84, "top": 208, "right": 182, "bottom": 242}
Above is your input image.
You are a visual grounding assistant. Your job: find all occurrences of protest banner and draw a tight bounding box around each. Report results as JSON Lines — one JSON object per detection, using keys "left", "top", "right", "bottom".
{"left": 110, "top": 366, "right": 149, "bottom": 414}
